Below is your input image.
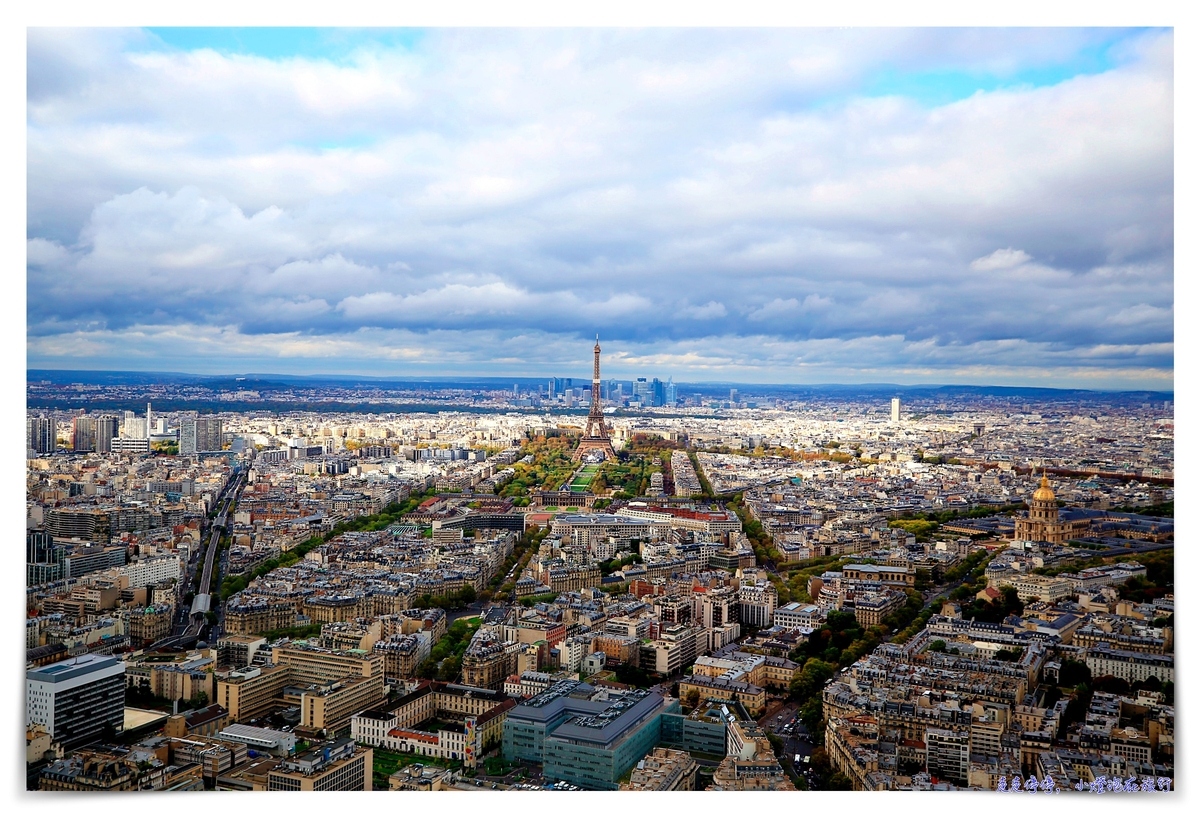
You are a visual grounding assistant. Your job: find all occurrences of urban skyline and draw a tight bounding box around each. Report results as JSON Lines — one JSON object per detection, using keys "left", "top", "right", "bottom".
{"left": 22, "top": 22, "right": 1176, "bottom": 799}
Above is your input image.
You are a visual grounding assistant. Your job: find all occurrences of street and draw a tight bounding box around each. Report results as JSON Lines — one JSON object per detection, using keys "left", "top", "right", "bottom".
{"left": 758, "top": 700, "right": 815, "bottom": 783}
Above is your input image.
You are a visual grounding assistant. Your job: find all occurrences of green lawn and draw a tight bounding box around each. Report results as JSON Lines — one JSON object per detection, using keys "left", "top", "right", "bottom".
{"left": 481, "top": 757, "right": 516, "bottom": 776}
{"left": 372, "top": 747, "right": 461, "bottom": 787}
{"left": 569, "top": 464, "right": 601, "bottom": 491}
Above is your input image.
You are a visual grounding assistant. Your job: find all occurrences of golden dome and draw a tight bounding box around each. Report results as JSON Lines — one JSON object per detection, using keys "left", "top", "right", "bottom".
{"left": 1032, "top": 473, "right": 1055, "bottom": 502}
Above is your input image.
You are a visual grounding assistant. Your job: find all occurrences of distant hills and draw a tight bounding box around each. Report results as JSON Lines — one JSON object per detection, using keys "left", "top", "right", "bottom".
{"left": 27, "top": 368, "right": 1173, "bottom": 404}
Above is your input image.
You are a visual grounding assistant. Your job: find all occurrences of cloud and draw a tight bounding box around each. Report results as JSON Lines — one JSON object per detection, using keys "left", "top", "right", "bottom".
{"left": 25, "top": 28, "right": 1173, "bottom": 388}
{"left": 681, "top": 301, "right": 728, "bottom": 320}
{"left": 970, "top": 248, "right": 1032, "bottom": 271}
{"left": 27, "top": 238, "right": 72, "bottom": 267}
{"left": 25, "top": 323, "right": 1173, "bottom": 390}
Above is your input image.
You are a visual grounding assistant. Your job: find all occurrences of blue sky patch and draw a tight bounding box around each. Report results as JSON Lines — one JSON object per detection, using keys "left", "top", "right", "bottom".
{"left": 145, "top": 27, "right": 424, "bottom": 62}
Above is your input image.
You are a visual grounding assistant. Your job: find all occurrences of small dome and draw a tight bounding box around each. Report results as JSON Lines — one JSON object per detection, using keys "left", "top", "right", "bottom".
{"left": 1032, "top": 473, "right": 1055, "bottom": 502}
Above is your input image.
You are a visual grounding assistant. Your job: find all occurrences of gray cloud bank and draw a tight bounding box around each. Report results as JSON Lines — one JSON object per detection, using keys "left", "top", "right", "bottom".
{"left": 27, "top": 28, "right": 1173, "bottom": 388}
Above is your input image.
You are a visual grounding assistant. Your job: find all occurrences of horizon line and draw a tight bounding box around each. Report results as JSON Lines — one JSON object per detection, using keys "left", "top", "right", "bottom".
{"left": 25, "top": 367, "right": 1175, "bottom": 396}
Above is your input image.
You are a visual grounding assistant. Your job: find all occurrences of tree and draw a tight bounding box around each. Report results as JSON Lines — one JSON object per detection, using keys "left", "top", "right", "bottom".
{"left": 799, "top": 695, "right": 824, "bottom": 737}
{"left": 929, "top": 640, "right": 947, "bottom": 653}
{"left": 1091, "top": 675, "right": 1131, "bottom": 696}
{"left": 1056, "top": 659, "right": 1091, "bottom": 688}
{"left": 1133, "top": 675, "right": 1162, "bottom": 693}
{"left": 826, "top": 772, "right": 853, "bottom": 791}
{"left": 682, "top": 689, "right": 701, "bottom": 712}
{"left": 789, "top": 658, "right": 837, "bottom": 701}
{"left": 825, "top": 610, "right": 858, "bottom": 632}
{"left": 437, "top": 656, "right": 462, "bottom": 682}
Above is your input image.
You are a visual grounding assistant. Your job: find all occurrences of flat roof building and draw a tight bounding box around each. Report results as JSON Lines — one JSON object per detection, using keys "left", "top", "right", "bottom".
{"left": 26, "top": 653, "right": 125, "bottom": 750}
{"left": 503, "top": 679, "right": 680, "bottom": 790}
{"left": 266, "top": 736, "right": 372, "bottom": 791}
{"left": 217, "top": 723, "right": 299, "bottom": 756}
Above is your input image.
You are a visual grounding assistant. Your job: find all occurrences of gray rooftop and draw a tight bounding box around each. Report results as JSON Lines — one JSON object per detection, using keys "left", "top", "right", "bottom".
{"left": 27, "top": 653, "right": 123, "bottom": 683}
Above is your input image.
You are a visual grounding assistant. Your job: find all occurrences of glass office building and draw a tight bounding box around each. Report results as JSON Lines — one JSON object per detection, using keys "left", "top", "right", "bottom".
{"left": 503, "top": 679, "right": 681, "bottom": 790}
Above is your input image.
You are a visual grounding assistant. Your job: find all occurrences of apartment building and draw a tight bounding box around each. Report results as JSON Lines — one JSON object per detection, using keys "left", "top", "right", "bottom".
{"left": 619, "top": 747, "right": 698, "bottom": 791}
{"left": 26, "top": 654, "right": 125, "bottom": 750}
{"left": 677, "top": 675, "right": 766, "bottom": 718}
{"left": 217, "top": 664, "right": 292, "bottom": 721}
{"left": 1084, "top": 645, "right": 1174, "bottom": 684}
{"left": 266, "top": 737, "right": 372, "bottom": 791}
{"left": 925, "top": 728, "right": 970, "bottom": 786}
{"left": 773, "top": 602, "right": 824, "bottom": 630}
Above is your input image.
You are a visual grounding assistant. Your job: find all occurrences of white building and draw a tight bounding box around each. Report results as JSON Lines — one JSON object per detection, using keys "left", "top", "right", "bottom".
{"left": 773, "top": 602, "right": 824, "bottom": 630}
{"left": 26, "top": 653, "right": 125, "bottom": 749}
{"left": 738, "top": 580, "right": 778, "bottom": 628}
{"left": 122, "top": 554, "right": 182, "bottom": 588}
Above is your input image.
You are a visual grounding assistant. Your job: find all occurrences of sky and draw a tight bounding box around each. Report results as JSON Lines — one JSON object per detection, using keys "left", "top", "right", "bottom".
{"left": 25, "top": 27, "right": 1174, "bottom": 389}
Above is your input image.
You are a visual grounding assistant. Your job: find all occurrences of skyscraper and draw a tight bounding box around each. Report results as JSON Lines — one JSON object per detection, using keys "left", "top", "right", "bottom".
{"left": 199, "top": 417, "right": 223, "bottom": 451}
{"left": 180, "top": 419, "right": 197, "bottom": 454}
{"left": 71, "top": 416, "right": 97, "bottom": 452}
{"left": 890, "top": 397, "right": 901, "bottom": 423}
{"left": 634, "top": 377, "right": 653, "bottom": 405}
{"left": 664, "top": 378, "right": 677, "bottom": 407}
{"left": 181, "top": 417, "right": 224, "bottom": 454}
{"left": 549, "top": 377, "right": 573, "bottom": 398}
{"left": 145, "top": 402, "right": 153, "bottom": 441}
{"left": 27, "top": 529, "right": 65, "bottom": 585}
{"left": 27, "top": 416, "right": 54, "bottom": 453}
{"left": 94, "top": 415, "right": 119, "bottom": 455}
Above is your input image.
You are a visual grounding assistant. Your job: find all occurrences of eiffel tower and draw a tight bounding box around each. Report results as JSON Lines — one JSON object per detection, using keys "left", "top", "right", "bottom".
{"left": 573, "top": 336, "right": 617, "bottom": 462}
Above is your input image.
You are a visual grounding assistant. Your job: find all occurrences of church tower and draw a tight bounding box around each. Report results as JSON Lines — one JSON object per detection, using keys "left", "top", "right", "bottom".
{"left": 1029, "top": 471, "right": 1059, "bottom": 524}
{"left": 1013, "top": 470, "right": 1068, "bottom": 544}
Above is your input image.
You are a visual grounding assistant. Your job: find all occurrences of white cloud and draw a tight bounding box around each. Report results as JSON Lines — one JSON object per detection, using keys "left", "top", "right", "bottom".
{"left": 26, "top": 238, "right": 72, "bottom": 267}
{"left": 970, "top": 248, "right": 1033, "bottom": 271}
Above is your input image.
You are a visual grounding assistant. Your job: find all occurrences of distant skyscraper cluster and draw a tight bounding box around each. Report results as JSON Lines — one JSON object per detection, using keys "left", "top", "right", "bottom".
{"left": 547, "top": 374, "right": 676, "bottom": 407}
{"left": 25, "top": 402, "right": 223, "bottom": 456}
{"left": 70, "top": 415, "right": 118, "bottom": 454}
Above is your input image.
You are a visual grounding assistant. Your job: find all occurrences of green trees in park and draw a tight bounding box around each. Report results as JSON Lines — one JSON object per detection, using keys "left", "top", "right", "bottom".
{"left": 415, "top": 618, "right": 481, "bottom": 680}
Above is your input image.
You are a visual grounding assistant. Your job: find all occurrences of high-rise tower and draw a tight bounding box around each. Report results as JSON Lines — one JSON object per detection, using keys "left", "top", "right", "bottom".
{"left": 573, "top": 336, "right": 617, "bottom": 462}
